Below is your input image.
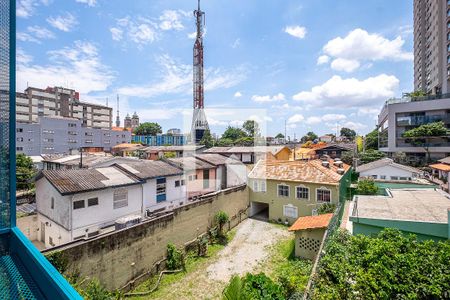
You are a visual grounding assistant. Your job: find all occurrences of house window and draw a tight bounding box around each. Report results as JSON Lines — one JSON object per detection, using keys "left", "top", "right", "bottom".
{"left": 175, "top": 180, "right": 181, "bottom": 187}
{"left": 283, "top": 205, "right": 298, "bottom": 219}
{"left": 296, "top": 187, "right": 309, "bottom": 200}
{"left": 49, "top": 236, "right": 55, "bottom": 246}
{"left": 156, "top": 178, "right": 167, "bottom": 203}
{"left": 371, "top": 175, "right": 378, "bottom": 179}
{"left": 203, "top": 169, "right": 209, "bottom": 189}
{"left": 399, "top": 177, "right": 408, "bottom": 181}
{"left": 317, "top": 188, "right": 331, "bottom": 203}
{"left": 73, "top": 200, "right": 85, "bottom": 209}
{"left": 380, "top": 175, "right": 386, "bottom": 180}
{"left": 278, "top": 184, "right": 289, "bottom": 197}
{"left": 16, "top": 128, "right": 23, "bottom": 133}
{"left": 390, "top": 176, "right": 399, "bottom": 180}
{"left": 188, "top": 174, "right": 197, "bottom": 181}
{"left": 113, "top": 189, "right": 128, "bottom": 209}
{"left": 181, "top": 179, "right": 185, "bottom": 186}
{"left": 51, "top": 197, "right": 54, "bottom": 209}
{"left": 88, "top": 197, "right": 99, "bottom": 207}
{"left": 253, "top": 181, "right": 258, "bottom": 191}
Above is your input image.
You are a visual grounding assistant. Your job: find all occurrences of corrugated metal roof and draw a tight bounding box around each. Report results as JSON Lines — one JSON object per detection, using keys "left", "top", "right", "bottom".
{"left": 142, "top": 145, "right": 204, "bottom": 152}
{"left": 203, "top": 146, "right": 288, "bottom": 155}
{"left": 116, "top": 160, "right": 183, "bottom": 179}
{"left": 356, "top": 158, "right": 422, "bottom": 174}
{"left": 167, "top": 157, "right": 214, "bottom": 171}
{"left": 249, "top": 159, "right": 350, "bottom": 185}
{"left": 42, "top": 166, "right": 141, "bottom": 195}
{"left": 194, "top": 153, "right": 241, "bottom": 166}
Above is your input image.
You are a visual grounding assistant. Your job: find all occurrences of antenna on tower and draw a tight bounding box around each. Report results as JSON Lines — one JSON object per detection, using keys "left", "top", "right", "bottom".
{"left": 115, "top": 94, "right": 121, "bottom": 127}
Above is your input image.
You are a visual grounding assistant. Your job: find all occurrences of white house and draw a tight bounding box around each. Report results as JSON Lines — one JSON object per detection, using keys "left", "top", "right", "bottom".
{"left": 36, "top": 160, "right": 187, "bottom": 248}
{"left": 36, "top": 166, "right": 143, "bottom": 248}
{"left": 356, "top": 158, "right": 423, "bottom": 181}
{"left": 114, "top": 160, "right": 186, "bottom": 213}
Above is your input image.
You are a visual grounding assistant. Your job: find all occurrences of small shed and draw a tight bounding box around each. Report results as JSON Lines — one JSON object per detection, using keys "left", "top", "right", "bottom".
{"left": 288, "top": 213, "right": 333, "bottom": 260}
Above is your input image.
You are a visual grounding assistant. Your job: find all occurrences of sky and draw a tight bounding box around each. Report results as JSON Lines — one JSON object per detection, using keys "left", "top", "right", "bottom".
{"left": 16, "top": 0, "right": 414, "bottom": 138}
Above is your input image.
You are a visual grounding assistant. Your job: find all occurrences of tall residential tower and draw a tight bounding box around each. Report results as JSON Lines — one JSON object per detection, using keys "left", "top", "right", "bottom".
{"left": 413, "top": 0, "right": 450, "bottom": 94}
{"left": 191, "top": 0, "right": 209, "bottom": 144}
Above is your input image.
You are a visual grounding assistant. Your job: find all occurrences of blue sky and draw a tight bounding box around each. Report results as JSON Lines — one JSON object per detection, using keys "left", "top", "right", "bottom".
{"left": 16, "top": 0, "right": 413, "bottom": 138}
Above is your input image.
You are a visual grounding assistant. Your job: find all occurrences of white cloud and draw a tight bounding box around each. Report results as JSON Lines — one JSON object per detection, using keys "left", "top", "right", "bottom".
{"left": 118, "top": 54, "right": 247, "bottom": 98}
{"left": 17, "top": 48, "right": 33, "bottom": 64}
{"left": 251, "top": 93, "right": 285, "bottom": 103}
{"left": 292, "top": 74, "right": 399, "bottom": 108}
{"left": 130, "top": 23, "right": 157, "bottom": 44}
{"left": 47, "top": 12, "right": 78, "bottom": 32}
{"left": 234, "top": 91, "right": 242, "bottom": 98}
{"left": 75, "top": 0, "right": 96, "bottom": 7}
{"left": 284, "top": 26, "right": 307, "bottom": 39}
{"left": 317, "top": 55, "right": 330, "bottom": 65}
{"left": 305, "top": 116, "right": 321, "bottom": 125}
{"left": 319, "top": 28, "right": 413, "bottom": 72}
{"left": 110, "top": 27, "right": 123, "bottom": 41}
{"left": 17, "top": 0, "right": 36, "bottom": 18}
{"left": 159, "top": 10, "right": 189, "bottom": 31}
{"left": 17, "top": 32, "right": 40, "bottom": 43}
{"left": 17, "top": 41, "right": 114, "bottom": 94}
{"left": 330, "top": 58, "right": 360, "bottom": 72}
{"left": 287, "top": 114, "right": 304, "bottom": 124}
{"left": 27, "top": 26, "right": 55, "bottom": 39}
{"left": 341, "top": 121, "right": 367, "bottom": 132}
{"left": 322, "top": 114, "right": 347, "bottom": 122}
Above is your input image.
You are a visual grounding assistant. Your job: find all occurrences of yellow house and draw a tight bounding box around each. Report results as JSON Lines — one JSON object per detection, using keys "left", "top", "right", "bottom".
{"left": 248, "top": 159, "right": 350, "bottom": 224}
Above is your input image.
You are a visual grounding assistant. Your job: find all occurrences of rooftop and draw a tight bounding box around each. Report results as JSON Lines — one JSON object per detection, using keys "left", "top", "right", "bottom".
{"left": 249, "top": 159, "right": 350, "bottom": 185}
{"left": 167, "top": 156, "right": 214, "bottom": 171}
{"left": 40, "top": 166, "right": 141, "bottom": 195}
{"left": 115, "top": 160, "right": 183, "bottom": 179}
{"left": 356, "top": 158, "right": 423, "bottom": 174}
{"left": 194, "top": 153, "right": 241, "bottom": 166}
{"left": 288, "top": 213, "right": 333, "bottom": 231}
{"left": 429, "top": 163, "right": 450, "bottom": 172}
{"left": 437, "top": 156, "right": 450, "bottom": 165}
{"left": 142, "top": 145, "right": 204, "bottom": 152}
{"left": 352, "top": 189, "right": 450, "bottom": 223}
{"left": 204, "top": 145, "right": 288, "bottom": 155}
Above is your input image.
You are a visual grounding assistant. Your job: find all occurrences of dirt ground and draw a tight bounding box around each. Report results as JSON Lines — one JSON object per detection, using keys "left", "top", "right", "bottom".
{"left": 141, "top": 218, "right": 292, "bottom": 300}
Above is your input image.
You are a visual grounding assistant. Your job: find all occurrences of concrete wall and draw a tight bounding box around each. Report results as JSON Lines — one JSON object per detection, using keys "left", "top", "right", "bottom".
{"left": 17, "top": 215, "right": 38, "bottom": 241}
{"left": 45, "top": 185, "right": 249, "bottom": 290}
{"left": 294, "top": 228, "right": 326, "bottom": 260}
{"left": 249, "top": 179, "right": 339, "bottom": 223}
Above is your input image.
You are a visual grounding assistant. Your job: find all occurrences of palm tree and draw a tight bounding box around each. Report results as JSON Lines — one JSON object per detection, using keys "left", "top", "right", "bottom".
{"left": 222, "top": 275, "right": 244, "bottom": 300}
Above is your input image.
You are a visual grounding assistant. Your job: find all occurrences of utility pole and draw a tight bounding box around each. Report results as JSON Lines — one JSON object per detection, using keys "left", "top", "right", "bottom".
{"left": 284, "top": 119, "right": 287, "bottom": 144}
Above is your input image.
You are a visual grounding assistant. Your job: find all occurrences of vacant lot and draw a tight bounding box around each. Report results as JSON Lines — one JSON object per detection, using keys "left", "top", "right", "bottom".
{"left": 129, "top": 218, "right": 293, "bottom": 300}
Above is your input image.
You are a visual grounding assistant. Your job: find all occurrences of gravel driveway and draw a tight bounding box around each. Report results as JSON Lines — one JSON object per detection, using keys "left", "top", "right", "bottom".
{"left": 206, "top": 218, "right": 292, "bottom": 282}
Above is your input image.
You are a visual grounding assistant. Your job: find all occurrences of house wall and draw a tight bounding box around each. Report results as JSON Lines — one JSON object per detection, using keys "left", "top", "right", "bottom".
{"left": 36, "top": 179, "right": 71, "bottom": 230}
{"left": 37, "top": 214, "right": 72, "bottom": 248}
{"left": 359, "top": 165, "right": 417, "bottom": 180}
{"left": 226, "top": 164, "right": 248, "bottom": 188}
{"left": 185, "top": 168, "right": 216, "bottom": 196}
{"left": 71, "top": 184, "right": 143, "bottom": 237}
{"left": 294, "top": 228, "right": 326, "bottom": 260}
{"left": 17, "top": 215, "right": 38, "bottom": 241}
{"left": 143, "top": 175, "right": 186, "bottom": 212}
{"left": 350, "top": 216, "right": 449, "bottom": 241}
{"left": 275, "top": 148, "right": 291, "bottom": 160}
{"left": 44, "top": 185, "right": 249, "bottom": 290}
{"left": 249, "top": 179, "right": 339, "bottom": 223}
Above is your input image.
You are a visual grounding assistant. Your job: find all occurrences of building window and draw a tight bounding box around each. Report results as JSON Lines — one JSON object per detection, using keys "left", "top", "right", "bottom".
{"left": 175, "top": 180, "right": 181, "bottom": 187}
{"left": 399, "top": 177, "right": 408, "bottom": 181}
{"left": 253, "top": 181, "right": 258, "bottom": 191}
{"left": 88, "top": 197, "right": 99, "bottom": 207}
{"left": 16, "top": 147, "right": 23, "bottom": 151}
{"left": 51, "top": 197, "right": 54, "bottom": 209}
{"left": 380, "top": 175, "right": 386, "bottom": 180}
{"left": 181, "top": 179, "right": 185, "bottom": 186}
{"left": 73, "top": 200, "right": 85, "bottom": 209}
{"left": 16, "top": 128, "right": 23, "bottom": 133}
{"left": 278, "top": 184, "right": 289, "bottom": 197}
{"left": 188, "top": 174, "right": 197, "bottom": 181}
{"left": 16, "top": 137, "right": 23, "bottom": 142}
{"left": 390, "top": 176, "right": 399, "bottom": 180}
{"left": 283, "top": 205, "right": 298, "bottom": 219}
{"left": 49, "top": 236, "right": 55, "bottom": 247}
{"left": 371, "top": 175, "right": 378, "bottom": 179}
{"left": 317, "top": 188, "right": 331, "bottom": 203}
{"left": 156, "top": 178, "right": 166, "bottom": 202}
{"left": 296, "top": 186, "right": 309, "bottom": 200}
{"left": 68, "top": 123, "right": 77, "bottom": 128}
{"left": 113, "top": 189, "right": 128, "bottom": 209}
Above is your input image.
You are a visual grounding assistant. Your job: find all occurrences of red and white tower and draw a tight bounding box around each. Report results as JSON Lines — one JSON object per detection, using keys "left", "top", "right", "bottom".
{"left": 191, "top": 0, "right": 209, "bottom": 143}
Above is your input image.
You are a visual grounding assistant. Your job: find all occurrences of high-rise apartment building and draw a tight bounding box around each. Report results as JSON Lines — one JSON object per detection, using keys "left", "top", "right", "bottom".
{"left": 16, "top": 86, "right": 113, "bottom": 129}
{"left": 413, "top": 0, "right": 450, "bottom": 94}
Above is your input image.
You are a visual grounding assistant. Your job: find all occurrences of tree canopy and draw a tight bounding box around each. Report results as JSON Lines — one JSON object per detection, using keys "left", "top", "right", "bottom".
{"left": 133, "top": 122, "right": 162, "bottom": 136}
{"left": 359, "top": 149, "right": 385, "bottom": 164}
{"left": 199, "top": 129, "right": 214, "bottom": 148}
{"left": 340, "top": 127, "right": 356, "bottom": 140}
{"left": 16, "top": 153, "right": 36, "bottom": 190}
{"left": 403, "top": 121, "right": 448, "bottom": 138}
{"left": 312, "top": 229, "right": 450, "bottom": 299}
{"left": 275, "top": 133, "right": 285, "bottom": 139}
{"left": 300, "top": 131, "right": 318, "bottom": 143}
{"left": 242, "top": 120, "right": 260, "bottom": 138}
{"left": 364, "top": 128, "right": 378, "bottom": 150}
{"left": 355, "top": 178, "right": 379, "bottom": 195}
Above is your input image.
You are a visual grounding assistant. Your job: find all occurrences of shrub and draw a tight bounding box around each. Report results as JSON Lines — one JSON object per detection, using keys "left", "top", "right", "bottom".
{"left": 317, "top": 203, "right": 336, "bottom": 214}
{"left": 214, "top": 211, "right": 229, "bottom": 235}
{"left": 241, "top": 273, "right": 285, "bottom": 300}
{"left": 166, "top": 243, "right": 184, "bottom": 270}
{"left": 355, "top": 178, "right": 378, "bottom": 195}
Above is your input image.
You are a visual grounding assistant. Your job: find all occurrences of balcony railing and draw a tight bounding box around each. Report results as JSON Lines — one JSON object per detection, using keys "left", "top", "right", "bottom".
{"left": 385, "top": 93, "right": 450, "bottom": 105}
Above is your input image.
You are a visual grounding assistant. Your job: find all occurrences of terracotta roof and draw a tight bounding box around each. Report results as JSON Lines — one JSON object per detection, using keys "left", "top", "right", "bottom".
{"left": 204, "top": 146, "right": 289, "bottom": 156}
{"left": 288, "top": 213, "right": 333, "bottom": 231}
{"left": 112, "top": 143, "right": 143, "bottom": 150}
{"left": 429, "top": 163, "right": 450, "bottom": 172}
{"left": 249, "top": 159, "right": 350, "bottom": 185}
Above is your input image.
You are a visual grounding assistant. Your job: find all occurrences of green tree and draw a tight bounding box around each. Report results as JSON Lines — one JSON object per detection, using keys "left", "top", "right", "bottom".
{"left": 404, "top": 90, "right": 427, "bottom": 99}
{"left": 234, "top": 136, "right": 254, "bottom": 146}
{"left": 275, "top": 133, "right": 285, "bottom": 139}
{"left": 217, "top": 138, "right": 234, "bottom": 147}
{"left": 403, "top": 121, "right": 449, "bottom": 163}
{"left": 199, "top": 129, "right": 214, "bottom": 148}
{"left": 222, "top": 275, "right": 244, "bottom": 300}
{"left": 393, "top": 151, "right": 408, "bottom": 164}
{"left": 364, "top": 128, "right": 378, "bottom": 150}
{"left": 359, "top": 149, "right": 385, "bottom": 164}
{"left": 133, "top": 122, "right": 162, "bottom": 136}
{"left": 340, "top": 151, "right": 354, "bottom": 165}
{"left": 16, "top": 153, "right": 36, "bottom": 190}
{"left": 242, "top": 120, "right": 260, "bottom": 137}
{"left": 214, "top": 211, "right": 229, "bottom": 235}
{"left": 241, "top": 273, "right": 285, "bottom": 300}
{"left": 340, "top": 127, "right": 356, "bottom": 141}
{"left": 355, "top": 178, "right": 378, "bottom": 195}
{"left": 222, "top": 126, "right": 246, "bottom": 141}
{"left": 301, "top": 132, "right": 318, "bottom": 143}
